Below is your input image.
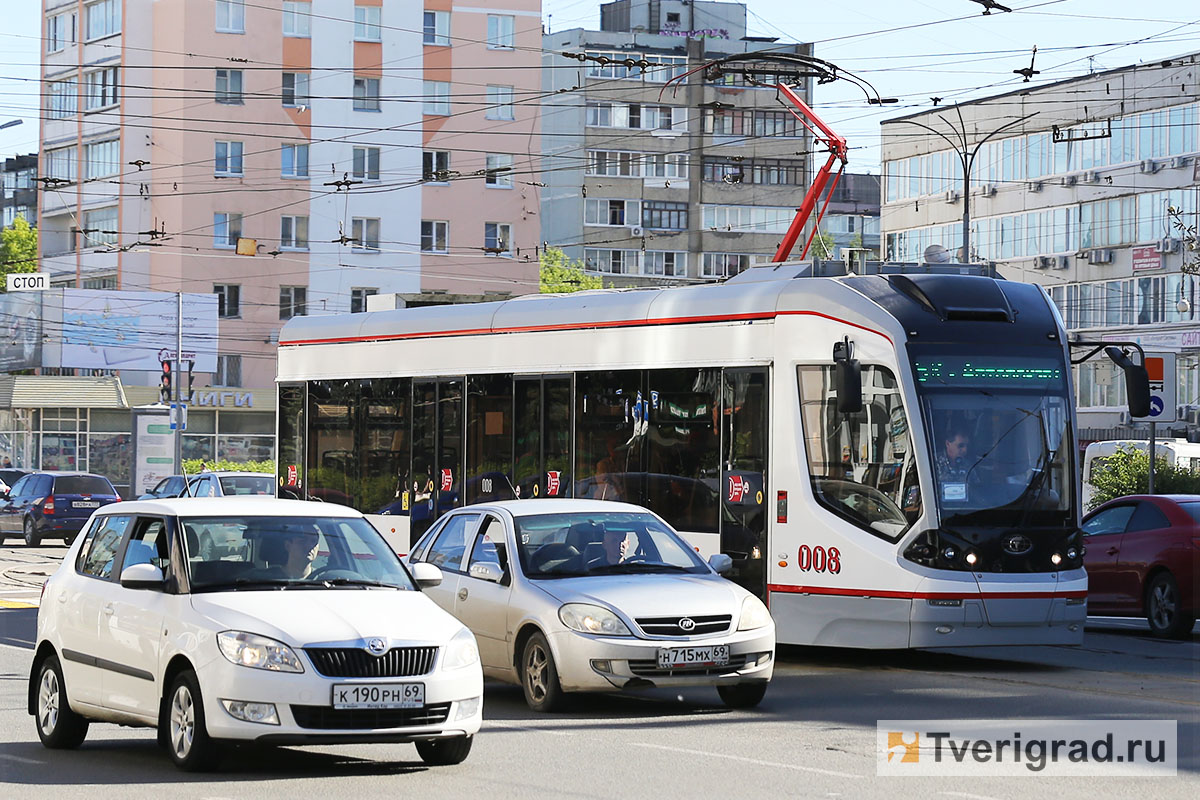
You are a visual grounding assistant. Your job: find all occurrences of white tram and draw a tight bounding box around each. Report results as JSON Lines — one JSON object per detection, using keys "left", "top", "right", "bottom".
{"left": 276, "top": 262, "right": 1091, "bottom": 648}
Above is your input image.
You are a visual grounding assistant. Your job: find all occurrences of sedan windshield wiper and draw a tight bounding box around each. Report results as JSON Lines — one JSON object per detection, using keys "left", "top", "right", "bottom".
{"left": 190, "top": 578, "right": 297, "bottom": 592}
{"left": 320, "top": 577, "right": 403, "bottom": 589}
{"left": 586, "top": 562, "right": 693, "bottom": 574}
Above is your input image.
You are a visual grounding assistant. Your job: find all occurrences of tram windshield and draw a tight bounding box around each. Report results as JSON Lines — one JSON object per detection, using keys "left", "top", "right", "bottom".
{"left": 911, "top": 345, "right": 1074, "bottom": 526}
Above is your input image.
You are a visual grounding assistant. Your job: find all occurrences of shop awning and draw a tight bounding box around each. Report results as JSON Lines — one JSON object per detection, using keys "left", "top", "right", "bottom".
{"left": 0, "top": 375, "right": 128, "bottom": 409}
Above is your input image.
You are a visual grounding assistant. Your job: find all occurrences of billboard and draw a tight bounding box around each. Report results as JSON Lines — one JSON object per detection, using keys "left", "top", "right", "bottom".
{"left": 58, "top": 289, "right": 218, "bottom": 372}
{"left": 0, "top": 291, "right": 43, "bottom": 371}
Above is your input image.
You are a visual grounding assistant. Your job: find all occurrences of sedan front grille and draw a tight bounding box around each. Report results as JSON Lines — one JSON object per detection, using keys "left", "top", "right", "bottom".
{"left": 304, "top": 646, "right": 438, "bottom": 678}
{"left": 290, "top": 703, "right": 451, "bottom": 730}
{"left": 634, "top": 614, "right": 732, "bottom": 637}
{"left": 628, "top": 653, "right": 750, "bottom": 678}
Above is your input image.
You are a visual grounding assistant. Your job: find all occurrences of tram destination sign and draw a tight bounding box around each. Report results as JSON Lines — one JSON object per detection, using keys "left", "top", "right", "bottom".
{"left": 913, "top": 353, "right": 1066, "bottom": 390}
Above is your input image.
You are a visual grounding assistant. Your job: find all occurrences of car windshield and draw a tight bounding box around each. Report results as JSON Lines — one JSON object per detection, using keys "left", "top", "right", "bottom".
{"left": 911, "top": 345, "right": 1074, "bottom": 526}
{"left": 54, "top": 476, "right": 115, "bottom": 495}
{"left": 218, "top": 475, "right": 275, "bottom": 496}
{"left": 184, "top": 515, "right": 415, "bottom": 591}
{"left": 514, "top": 511, "right": 709, "bottom": 578}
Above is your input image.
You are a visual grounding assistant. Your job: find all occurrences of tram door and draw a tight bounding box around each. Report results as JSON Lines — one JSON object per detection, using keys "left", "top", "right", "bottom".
{"left": 410, "top": 378, "right": 464, "bottom": 545}
{"left": 721, "top": 369, "right": 769, "bottom": 600}
{"left": 513, "top": 376, "right": 572, "bottom": 499}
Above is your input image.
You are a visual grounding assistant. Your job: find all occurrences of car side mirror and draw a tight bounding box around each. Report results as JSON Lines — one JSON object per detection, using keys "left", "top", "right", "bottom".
{"left": 468, "top": 562, "right": 504, "bottom": 583}
{"left": 0, "top": 489, "right": 9, "bottom": 500}
{"left": 411, "top": 561, "right": 443, "bottom": 588}
{"left": 120, "top": 562, "right": 166, "bottom": 590}
{"left": 708, "top": 553, "right": 733, "bottom": 574}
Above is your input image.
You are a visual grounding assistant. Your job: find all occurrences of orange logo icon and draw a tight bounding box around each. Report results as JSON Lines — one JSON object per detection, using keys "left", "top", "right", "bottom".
{"left": 887, "top": 731, "right": 920, "bottom": 763}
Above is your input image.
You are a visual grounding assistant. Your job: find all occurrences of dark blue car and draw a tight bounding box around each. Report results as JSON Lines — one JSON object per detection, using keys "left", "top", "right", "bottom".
{"left": 0, "top": 472, "right": 121, "bottom": 546}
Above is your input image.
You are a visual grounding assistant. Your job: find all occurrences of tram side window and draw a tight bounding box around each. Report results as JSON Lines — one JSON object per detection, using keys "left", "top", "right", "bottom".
{"left": 797, "top": 365, "right": 918, "bottom": 540}
{"left": 307, "top": 379, "right": 360, "bottom": 508}
{"left": 575, "top": 370, "right": 645, "bottom": 504}
{"left": 643, "top": 368, "right": 721, "bottom": 533}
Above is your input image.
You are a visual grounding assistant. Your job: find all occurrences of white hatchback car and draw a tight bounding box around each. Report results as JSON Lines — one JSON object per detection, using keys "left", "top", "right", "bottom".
{"left": 29, "top": 498, "right": 482, "bottom": 771}
{"left": 407, "top": 500, "right": 776, "bottom": 712}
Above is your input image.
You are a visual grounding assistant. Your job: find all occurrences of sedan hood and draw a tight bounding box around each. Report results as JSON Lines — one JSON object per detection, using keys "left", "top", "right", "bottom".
{"left": 190, "top": 589, "right": 464, "bottom": 647}
{"left": 534, "top": 573, "right": 745, "bottom": 618}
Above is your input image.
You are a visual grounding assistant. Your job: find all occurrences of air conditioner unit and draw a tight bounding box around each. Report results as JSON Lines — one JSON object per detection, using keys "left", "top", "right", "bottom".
{"left": 979, "top": 184, "right": 998, "bottom": 197}
{"left": 1170, "top": 156, "right": 1190, "bottom": 169}
{"left": 1156, "top": 236, "right": 1180, "bottom": 254}
{"left": 1082, "top": 170, "right": 1100, "bottom": 184}
{"left": 1062, "top": 174, "right": 1078, "bottom": 186}
{"left": 1087, "top": 248, "right": 1114, "bottom": 264}
{"left": 1035, "top": 255, "right": 1054, "bottom": 269}
{"left": 1139, "top": 159, "right": 1161, "bottom": 174}
{"left": 629, "top": 226, "right": 644, "bottom": 237}
{"left": 1052, "top": 255, "right": 1071, "bottom": 270}
{"left": 1026, "top": 181, "right": 1043, "bottom": 193}
{"left": 944, "top": 190, "right": 961, "bottom": 204}
{"left": 1189, "top": 407, "right": 1200, "bottom": 426}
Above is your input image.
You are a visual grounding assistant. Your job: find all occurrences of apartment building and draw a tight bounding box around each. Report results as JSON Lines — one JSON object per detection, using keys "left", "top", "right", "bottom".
{"left": 541, "top": 0, "right": 814, "bottom": 286}
{"left": 816, "top": 172, "right": 880, "bottom": 261}
{"left": 39, "top": 0, "right": 541, "bottom": 394}
{"left": 2, "top": 154, "right": 38, "bottom": 229}
{"left": 880, "top": 53, "right": 1200, "bottom": 433}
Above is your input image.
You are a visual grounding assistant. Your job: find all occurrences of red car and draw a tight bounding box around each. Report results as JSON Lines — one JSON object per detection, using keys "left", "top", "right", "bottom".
{"left": 1082, "top": 494, "right": 1200, "bottom": 639}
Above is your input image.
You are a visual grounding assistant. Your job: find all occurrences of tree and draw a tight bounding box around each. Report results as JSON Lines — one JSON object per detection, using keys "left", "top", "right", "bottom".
{"left": 0, "top": 217, "right": 37, "bottom": 290}
{"left": 810, "top": 230, "right": 837, "bottom": 260}
{"left": 539, "top": 247, "right": 603, "bottom": 293}
{"left": 1086, "top": 444, "right": 1200, "bottom": 510}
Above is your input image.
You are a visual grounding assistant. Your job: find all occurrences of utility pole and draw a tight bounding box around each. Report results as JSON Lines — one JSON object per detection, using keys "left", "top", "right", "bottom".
{"left": 893, "top": 107, "right": 1037, "bottom": 262}
{"left": 174, "top": 291, "right": 182, "bottom": 475}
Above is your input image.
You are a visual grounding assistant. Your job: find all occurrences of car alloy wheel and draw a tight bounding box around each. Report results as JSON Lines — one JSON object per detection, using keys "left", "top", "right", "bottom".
{"left": 24, "top": 518, "right": 40, "bottom": 547}
{"left": 38, "top": 666, "right": 60, "bottom": 737}
{"left": 34, "top": 655, "right": 88, "bottom": 749}
{"left": 1146, "top": 572, "right": 1192, "bottom": 639}
{"left": 169, "top": 683, "right": 196, "bottom": 761}
{"left": 164, "top": 671, "right": 220, "bottom": 771}
{"left": 521, "top": 632, "right": 565, "bottom": 712}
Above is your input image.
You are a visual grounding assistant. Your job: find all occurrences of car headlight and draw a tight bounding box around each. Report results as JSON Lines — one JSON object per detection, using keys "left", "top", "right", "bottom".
{"left": 442, "top": 627, "right": 480, "bottom": 671}
{"left": 217, "top": 631, "right": 304, "bottom": 673}
{"left": 559, "top": 603, "right": 632, "bottom": 636}
{"left": 737, "top": 595, "right": 772, "bottom": 631}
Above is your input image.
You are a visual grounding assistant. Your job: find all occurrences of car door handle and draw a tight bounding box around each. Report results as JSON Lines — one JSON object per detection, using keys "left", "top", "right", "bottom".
{"left": 457, "top": 587, "right": 468, "bottom": 601}
{"left": 103, "top": 603, "right": 114, "bottom": 615}
{"left": 1106, "top": 547, "right": 1119, "bottom": 556}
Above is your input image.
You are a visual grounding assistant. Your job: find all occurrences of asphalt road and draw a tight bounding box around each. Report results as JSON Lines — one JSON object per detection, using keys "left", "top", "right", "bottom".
{"left": 0, "top": 544, "right": 1197, "bottom": 799}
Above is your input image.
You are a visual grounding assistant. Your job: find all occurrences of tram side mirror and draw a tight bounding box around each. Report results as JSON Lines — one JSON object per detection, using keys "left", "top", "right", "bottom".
{"left": 1105, "top": 347, "right": 1151, "bottom": 418}
{"left": 833, "top": 338, "right": 863, "bottom": 414}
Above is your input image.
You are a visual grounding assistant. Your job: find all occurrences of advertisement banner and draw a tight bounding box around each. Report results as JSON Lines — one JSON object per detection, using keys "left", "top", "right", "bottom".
{"left": 132, "top": 410, "right": 176, "bottom": 496}
{"left": 59, "top": 289, "right": 218, "bottom": 372}
{"left": 1132, "top": 246, "right": 1162, "bottom": 272}
{"left": 0, "top": 292, "right": 43, "bottom": 371}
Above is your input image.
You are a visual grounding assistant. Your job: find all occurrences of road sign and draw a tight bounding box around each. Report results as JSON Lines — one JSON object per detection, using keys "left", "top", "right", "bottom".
{"left": 169, "top": 403, "right": 188, "bottom": 431}
{"left": 1132, "top": 351, "right": 1177, "bottom": 423}
{"left": 5, "top": 273, "right": 50, "bottom": 291}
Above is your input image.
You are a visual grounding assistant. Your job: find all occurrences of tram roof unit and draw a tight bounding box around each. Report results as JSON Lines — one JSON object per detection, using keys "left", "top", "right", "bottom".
{"left": 278, "top": 260, "right": 1057, "bottom": 349}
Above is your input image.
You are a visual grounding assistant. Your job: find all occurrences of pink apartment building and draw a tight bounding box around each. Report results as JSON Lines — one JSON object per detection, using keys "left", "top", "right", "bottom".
{"left": 39, "top": 0, "right": 542, "bottom": 394}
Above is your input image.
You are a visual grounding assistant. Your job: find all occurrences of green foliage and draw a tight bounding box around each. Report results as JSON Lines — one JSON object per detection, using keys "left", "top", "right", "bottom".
{"left": 182, "top": 458, "right": 275, "bottom": 476}
{"left": 539, "top": 247, "right": 603, "bottom": 293}
{"left": 1086, "top": 444, "right": 1200, "bottom": 510}
{"left": 811, "top": 230, "right": 837, "bottom": 259}
{"left": 0, "top": 218, "right": 38, "bottom": 289}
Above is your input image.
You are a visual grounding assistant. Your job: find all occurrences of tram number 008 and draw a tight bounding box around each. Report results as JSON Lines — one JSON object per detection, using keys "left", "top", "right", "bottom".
{"left": 796, "top": 545, "right": 841, "bottom": 574}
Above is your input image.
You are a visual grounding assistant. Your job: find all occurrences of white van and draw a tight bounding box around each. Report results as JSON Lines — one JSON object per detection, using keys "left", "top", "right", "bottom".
{"left": 1081, "top": 438, "right": 1200, "bottom": 510}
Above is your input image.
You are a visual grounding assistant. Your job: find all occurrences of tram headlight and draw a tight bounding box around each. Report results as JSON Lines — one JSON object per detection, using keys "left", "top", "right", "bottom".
{"left": 1050, "top": 553, "right": 1063, "bottom": 566}
{"left": 1065, "top": 546, "right": 1079, "bottom": 560}
{"left": 941, "top": 546, "right": 958, "bottom": 562}
{"left": 964, "top": 551, "right": 978, "bottom": 566}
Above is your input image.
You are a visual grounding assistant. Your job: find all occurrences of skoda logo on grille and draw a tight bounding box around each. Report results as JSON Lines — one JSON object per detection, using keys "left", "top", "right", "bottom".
{"left": 678, "top": 617, "right": 696, "bottom": 632}
{"left": 365, "top": 638, "right": 387, "bottom": 655}
{"left": 1003, "top": 535, "right": 1033, "bottom": 555}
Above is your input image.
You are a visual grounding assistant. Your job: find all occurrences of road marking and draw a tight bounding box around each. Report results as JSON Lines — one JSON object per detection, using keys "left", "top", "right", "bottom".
{"left": 938, "top": 793, "right": 1004, "bottom": 800}
{"left": 632, "top": 742, "right": 863, "bottom": 779}
{"left": 0, "top": 599, "right": 36, "bottom": 608}
{"left": 0, "top": 753, "right": 44, "bottom": 765}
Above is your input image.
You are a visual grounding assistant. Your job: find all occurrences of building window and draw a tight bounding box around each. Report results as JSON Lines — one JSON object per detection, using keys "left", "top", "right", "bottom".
{"left": 216, "top": 69, "right": 244, "bottom": 104}
{"left": 214, "top": 355, "right": 242, "bottom": 387}
{"left": 49, "top": 79, "right": 77, "bottom": 118}
{"left": 485, "top": 153, "right": 513, "bottom": 187}
{"left": 487, "top": 14, "right": 514, "bottom": 48}
{"left": 352, "top": 146, "right": 380, "bottom": 181}
{"left": 421, "top": 220, "right": 448, "bottom": 253}
{"left": 85, "top": 139, "right": 119, "bottom": 180}
{"left": 584, "top": 198, "right": 640, "bottom": 227}
{"left": 82, "top": 276, "right": 117, "bottom": 290}
{"left": 584, "top": 248, "right": 641, "bottom": 274}
{"left": 214, "top": 140, "right": 243, "bottom": 176}
{"left": 282, "top": 1, "right": 311, "bottom": 36}
{"left": 214, "top": 284, "right": 241, "bottom": 318}
{"left": 282, "top": 72, "right": 309, "bottom": 107}
{"left": 351, "top": 287, "right": 378, "bottom": 313}
{"left": 213, "top": 212, "right": 242, "bottom": 248}
{"left": 587, "top": 150, "right": 640, "bottom": 177}
{"left": 484, "top": 222, "right": 512, "bottom": 256}
{"left": 281, "top": 143, "right": 309, "bottom": 178}
{"left": 485, "top": 85, "right": 514, "bottom": 120}
{"left": 422, "top": 150, "right": 449, "bottom": 182}
{"left": 215, "top": 0, "right": 245, "bottom": 33}
{"left": 82, "top": 206, "right": 118, "bottom": 247}
{"left": 701, "top": 253, "right": 756, "bottom": 278}
{"left": 643, "top": 201, "right": 687, "bottom": 230}
{"left": 46, "top": 146, "right": 77, "bottom": 184}
{"left": 280, "top": 216, "right": 308, "bottom": 249}
{"left": 85, "top": 67, "right": 118, "bottom": 110}
{"left": 85, "top": 0, "right": 121, "bottom": 41}
{"left": 47, "top": 11, "right": 77, "bottom": 53}
{"left": 353, "top": 77, "right": 380, "bottom": 111}
{"left": 280, "top": 286, "right": 307, "bottom": 320}
{"left": 644, "top": 251, "right": 686, "bottom": 276}
{"left": 354, "top": 5, "right": 381, "bottom": 41}
{"left": 423, "top": 10, "right": 449, "bottom": 45}
{"left": 350, "top": 217, "right": 380, "bottom": 251}
{"left": 423, "top": 80, "right": 450, "bottom": 115}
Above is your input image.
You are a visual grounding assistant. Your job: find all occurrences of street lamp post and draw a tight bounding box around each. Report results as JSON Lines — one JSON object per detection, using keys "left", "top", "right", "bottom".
{"left": 893, "top": 106, "right": 1037, "bottom": 262}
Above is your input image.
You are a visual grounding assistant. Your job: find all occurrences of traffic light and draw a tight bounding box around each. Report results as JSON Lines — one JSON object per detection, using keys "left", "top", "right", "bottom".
{"left": 186, "top": 359, "right": 195, "bottom": 398}
{"left": 160, "top": 359, "right": 172, "bottom": 404}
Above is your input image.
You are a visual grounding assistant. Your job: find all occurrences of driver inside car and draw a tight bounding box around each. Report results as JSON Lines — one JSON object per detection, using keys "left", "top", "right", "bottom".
{"left": 279, "top": 527, "right": 321, "bottom": 579}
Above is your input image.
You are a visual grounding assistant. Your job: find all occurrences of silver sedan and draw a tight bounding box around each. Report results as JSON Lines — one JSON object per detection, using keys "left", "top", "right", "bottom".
{"left": 406, "top": 499, "right": 776, "bottom": 712}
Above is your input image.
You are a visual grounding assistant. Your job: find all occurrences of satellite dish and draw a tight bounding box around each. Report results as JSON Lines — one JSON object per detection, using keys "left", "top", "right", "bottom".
{"left": 923, "top": 244, "right": 952, "bottom": 264}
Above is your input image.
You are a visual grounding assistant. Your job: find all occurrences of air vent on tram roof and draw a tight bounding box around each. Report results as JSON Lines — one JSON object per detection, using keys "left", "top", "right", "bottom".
{"left": 886, "top": 274, "right": 1014, "bottom": 323}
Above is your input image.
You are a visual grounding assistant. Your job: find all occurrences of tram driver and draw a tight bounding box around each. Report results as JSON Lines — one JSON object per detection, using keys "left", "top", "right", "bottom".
{"left": 935, "top": 424, "right": 972, "bottom": 501}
